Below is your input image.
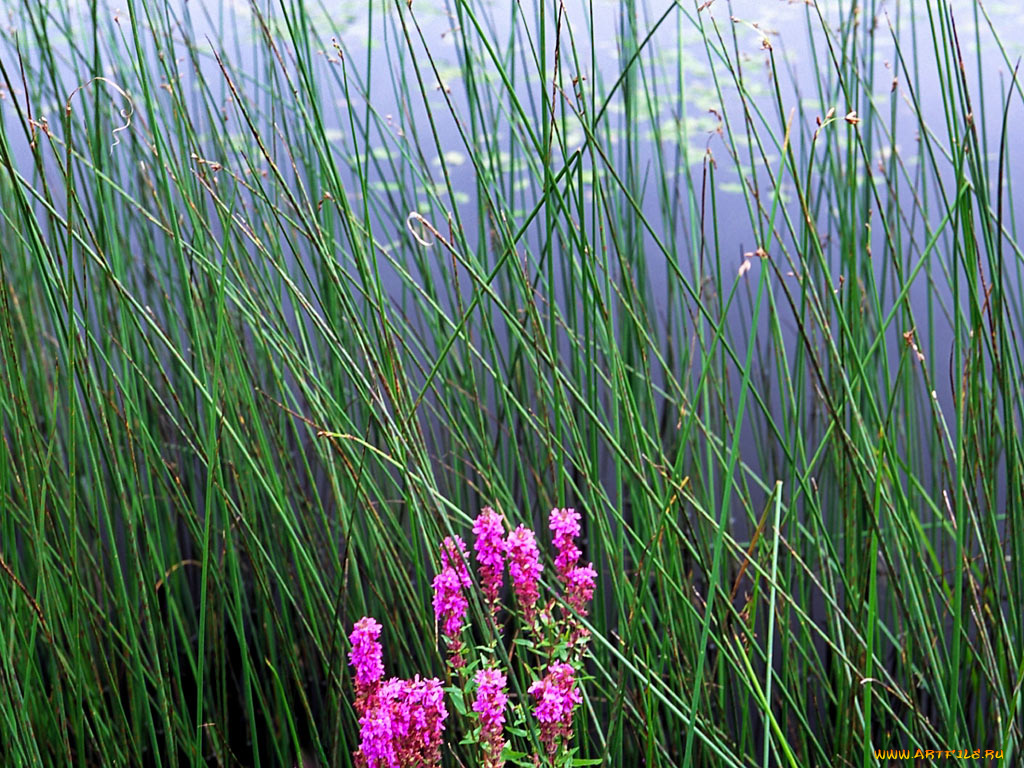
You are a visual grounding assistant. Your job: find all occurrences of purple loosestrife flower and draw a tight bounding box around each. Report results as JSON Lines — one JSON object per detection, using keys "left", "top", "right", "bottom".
{"left": 432, "top": 568, "right": 468, "bottom": 637}
{"left": 439, "top": 534, "right": 470, "bottom": 574}
{"left": 355, "top": 699, "right": 397, "bottom": 768}
{"left": 506, "top": 525, "right": 542, "bottom": 624}
{"left": 356, "top": 676, "right": 448, "bottom": 768}
{"left": 528, "top": 662, "right": 582, "bottom": 758}
{"left": 549, "top": 508, "right": 582, "bottom": 582}
{"left": 472, "top": 667, "right": 508, "bottom": 768}
{"left": 391, "top": 676, "right": 447, "bottom": 766}
{"left": 349, "top": 616, "right": 385, "bottom": 709}
{"left": 472, "top": 508, "right": 507, "bottom": 619}
{"left": 565, "top": 563, "right": 597, "bottom": 617}
{"left": 432, "top": 535, "right": 471, "bottom": 666}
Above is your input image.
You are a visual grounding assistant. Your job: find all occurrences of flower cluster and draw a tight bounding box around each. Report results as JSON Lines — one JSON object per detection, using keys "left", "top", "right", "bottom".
{"left": 549, "top": 507, "right": 582, "bottom": 581}
{"left": 348, "top": 620, "right": 448, "bottom": 767}
{"left": 549, "top": 508, "right": 597, "bottom": 620}
{"left": 564, "top": 562, "right": 597, "bottom": 617}
{"left": 506, "top": 524, "right": 542, "bottom": 624}
{"left": 431, "top": 535, "right": 471, "bottom": 666}
{"left": 351, "top": 505, "right": 595, "bottom": 768}
{"left": 528, "top": 662, "right": 583, "bottom": 757}
{"left": 349, "top": 616, "right": 385, "bottom": 708}
{"left": 472, "top": 667, "right": 508, "bottom": 768}
{"left": 473, "top": 508, "right": 507, "bottom": 621}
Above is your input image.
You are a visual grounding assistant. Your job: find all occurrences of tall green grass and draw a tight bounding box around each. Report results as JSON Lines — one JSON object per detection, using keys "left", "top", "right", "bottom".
{"left": 1, "top": 0, "right": 1021, "bottom": 765}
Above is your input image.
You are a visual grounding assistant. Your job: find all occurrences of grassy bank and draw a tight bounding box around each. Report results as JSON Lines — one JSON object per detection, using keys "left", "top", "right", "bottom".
{"left": 1, "top": 0, "right": 1021, "bottom": 765}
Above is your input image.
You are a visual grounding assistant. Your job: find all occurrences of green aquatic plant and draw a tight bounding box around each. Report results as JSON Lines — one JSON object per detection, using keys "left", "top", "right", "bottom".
{"left": 0, "top": 0, "right": 1021, "bottom": 765}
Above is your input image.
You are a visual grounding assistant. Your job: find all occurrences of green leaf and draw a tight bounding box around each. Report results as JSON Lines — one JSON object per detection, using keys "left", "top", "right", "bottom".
{"left": 446, "top": 686, "right": 467, "bottom": 716}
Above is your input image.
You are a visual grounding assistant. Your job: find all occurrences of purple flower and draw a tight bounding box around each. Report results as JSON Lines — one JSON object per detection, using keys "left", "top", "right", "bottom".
{"left": 472, "top": 667, "right": 508, "bottom": 767}
{"left": 549, "top": 508, "right": 582, "bottom": 581}
{"left": 355, "top": 700, "right": 397, "bottom": 767}
{"left": 473, "top": 508, "right": 507, "bottom": 617}
{"left": 431, "top": 568, "right": 469, "bottom": 638}
{"left": 392, "top": 676, "right": 447, "bottom": 766}
{"left": 349, "top": 616, "right": 384, "bottom": 708}
{"left": 528, "top": 662, "right": 582, "bottom": 756}
{"left": 356, "top": 676, "right": 448, "bottom": 768}
{"left": 472, "top": 668, "right": 507, "bottom": 729}
{"left": 565, "top": 563, "right": 597, "bottom": 616}
{"left": 439, "top": 534, "right": 471, "bottom": 576}
{"left": 506, "top": 525, "right": 542, "bottom": 624}
{"left": 432, "top": 536, "right": 471, "bottom": 666}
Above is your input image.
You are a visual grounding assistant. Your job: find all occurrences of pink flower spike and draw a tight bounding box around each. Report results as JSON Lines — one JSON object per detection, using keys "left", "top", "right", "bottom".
{"left": 355, "top": 675, "right": 447, "bottom": 768}
{"left": 355, "top": 697, "right": 396, "bottom": 767}
{"left": 439, "top": 535, "right": 471, "bottom": 578}
{"left": 432, "top": 568, "right": 469, "bottom": 638}
{"left": 528, "top": 662, "right": 582, "bottom": 757}
{"left": 433, "top": 536, "right": 471, "bottom": 666}
{"left": 549, "top": 508, "right": 581, "bottom": 540}
{"left": 473, "top": 508, "right": 507, "bottom": 615}
{"left": 565, "top": 563, "right": 597, "bottom": 616}
{"left": 349, "top": 616, "right": 384, "bottom": 710}
{"left": 473, "top": 667, "right": 508, "bottom": 768}
{"left": 506, "top": 525, "right": 542, "bottom": 624}
{"left": 549, "top": 508, "right": 582, "bottom": 581}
